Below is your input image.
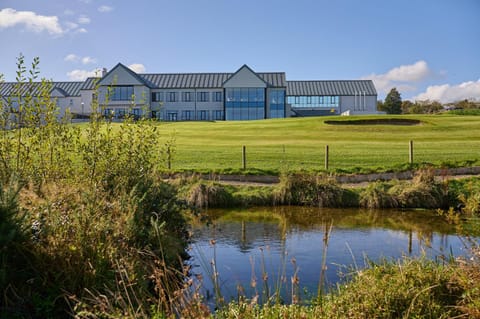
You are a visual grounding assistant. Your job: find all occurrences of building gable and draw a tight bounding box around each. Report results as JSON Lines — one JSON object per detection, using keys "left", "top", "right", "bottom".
{"left": 98, "top": 63, "right": 149, "bottom": 87}
{"left": 223, "top": 65, "right": 267, "bottom": 88}
{"left": 51, "top": 87, "right": 67, "bottom": 97}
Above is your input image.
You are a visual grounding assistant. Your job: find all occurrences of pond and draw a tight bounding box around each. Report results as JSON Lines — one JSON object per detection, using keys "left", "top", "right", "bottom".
{"left": 188, "top": 207, "right": 478, "bottom": 306}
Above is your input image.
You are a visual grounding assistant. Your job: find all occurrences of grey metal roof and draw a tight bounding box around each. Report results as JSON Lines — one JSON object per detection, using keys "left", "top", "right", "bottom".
{"left": 81, "top": 77, "right": 100, "bottom": 90}
{"left": 0, "top": 81, "right": 85, "bottom": 97}
{"left": 287, "top": 80, "right": 377, "bottom": 96}
{"left": 140, "top": 72, "right": 286, "bottom": 89}
{"left": 258, "top": 73, "right": 286, "bottom": 88}
{"left": 141, "top": 73, "right": 230, "bottom": 89}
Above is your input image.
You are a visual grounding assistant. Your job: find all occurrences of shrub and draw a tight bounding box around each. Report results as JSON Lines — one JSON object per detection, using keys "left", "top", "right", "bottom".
{"left": 274, "top": 173, "right": 345, "bottom": 207}
{"left": 322, "top": 257, "right": 464, "bottom": 318}
{"left": 391, "top": 170, "right": 447, "bottom": 208}
{"left": 359, "top": 181, "right": 399, "bottom": 209}
{"left": 185, "top": 181, "right": 233, "bottom": 209}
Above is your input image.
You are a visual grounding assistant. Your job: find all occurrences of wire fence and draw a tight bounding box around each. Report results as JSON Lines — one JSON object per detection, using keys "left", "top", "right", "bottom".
{"left": 171, "top": 141, "right": 480, "bottom": 173}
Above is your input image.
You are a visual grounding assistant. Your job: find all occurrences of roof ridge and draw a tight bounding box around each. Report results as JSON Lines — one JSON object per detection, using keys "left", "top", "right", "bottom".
{"left": 141, "top": 72, "right": 233, "bottom": 76}
{"left": 287, "top": 80, "right": 373, "bottom": 82}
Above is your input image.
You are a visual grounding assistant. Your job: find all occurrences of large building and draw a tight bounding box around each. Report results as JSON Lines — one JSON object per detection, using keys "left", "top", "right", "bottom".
{"left": 0, "top": 63, "right": 378, "bottom": 120}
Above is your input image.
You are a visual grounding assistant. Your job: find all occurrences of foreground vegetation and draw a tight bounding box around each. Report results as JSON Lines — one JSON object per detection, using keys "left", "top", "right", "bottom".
{"left": 1, "top": 57, "right": 479, "bottom": 317}
{"left": 214, "top": 255, "right": 480, "bottom": 319}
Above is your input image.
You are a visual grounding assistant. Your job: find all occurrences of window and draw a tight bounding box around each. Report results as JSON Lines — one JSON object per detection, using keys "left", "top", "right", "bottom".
{"left": 269, "top": 89, "right": 285, "bottom": 118}
{"left": 214, "top": 110, "right": 224, "bottom": 120}
{"left": 167, "top": 112, "right": 178, "bottom": 121}
{"left": 182, "top": 110, "right": 194, "bottom": 120}
{"left": 287, "top": 95, "right": 339, "bottom": 108}
{"left": 198, "top": 110, "right": 207, "bottom": 120}
{"left": 110, "top": 86, "right": 133, "bottom": 101}
{"left": 197, "top": 92, "right": 209, "bottom": 102}
{"left": 152, "top": 92, "right": 164, "bottom": 102}
{"left": 167, "top": 92, "right": 177, "bottom": 102}
{"left": 132, "top": 108, "right": 141, "bottom": 117}
{"left": 182, "top": 92, "right": 192, "bottom": 102}
{"left": 104, "top": 108, "right": 114, "bottom": 117}
{"left": 214, "top": 91, "right": 223, "bottom": 102}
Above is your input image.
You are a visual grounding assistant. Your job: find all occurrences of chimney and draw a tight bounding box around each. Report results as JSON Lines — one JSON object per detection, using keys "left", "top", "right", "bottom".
{"left": 102, "top": 68, "right": 107, "bottom": 77}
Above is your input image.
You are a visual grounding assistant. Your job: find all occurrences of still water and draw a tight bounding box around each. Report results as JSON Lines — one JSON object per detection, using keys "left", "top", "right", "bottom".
{"left": 189, "top": 207, "right": 475, "bottom": 304}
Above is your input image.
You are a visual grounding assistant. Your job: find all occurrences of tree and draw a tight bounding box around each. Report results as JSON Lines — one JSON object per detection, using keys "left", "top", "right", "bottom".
{"left": 377, "top": 100, "right": 385, "bottom": 112}
{"left": 401, "top": 100, "right": 414, "bottom": 114}
{"left": 384, "top": 88, "right": 402, "bottom": 114}
{"left": 455, "top": 99, "right": 479, "bottom": 109}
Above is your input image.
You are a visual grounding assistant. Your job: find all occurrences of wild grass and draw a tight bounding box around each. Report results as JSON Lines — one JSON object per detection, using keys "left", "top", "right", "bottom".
{"left": 210, "top": 244, "right": 480, "bottom": 319}
{"left": 0, "top": 56, "right": 193, "bottom": 318}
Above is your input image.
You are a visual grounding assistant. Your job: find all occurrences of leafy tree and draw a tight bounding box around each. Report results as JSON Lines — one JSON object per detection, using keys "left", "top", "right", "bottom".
{"left": 383, "top": 88, "right": 402, "bottom": 114}
{"left": 455, "top": 99, "right": 479, "bottom": 109}
{"left": 401, "top": 100, "right": 414, "bottom": 114}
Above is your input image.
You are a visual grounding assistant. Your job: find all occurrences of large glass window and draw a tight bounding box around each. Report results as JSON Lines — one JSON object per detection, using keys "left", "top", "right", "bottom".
{"left": 287, "top": 95, "right": 339, "bottom": 108}
{"left": 225, "top": 88, "right": 265, "bottom": 120}
{"left": 110, "top": 86, "right": 133, "bottom": 101}
{"left": 269, "top": 89, "right": 285, "bottom": 118}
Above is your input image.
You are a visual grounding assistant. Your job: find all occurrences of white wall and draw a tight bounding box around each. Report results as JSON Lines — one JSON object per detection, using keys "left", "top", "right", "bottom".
{"left": 340, "top": 95, "right": 377, "bottom": 114}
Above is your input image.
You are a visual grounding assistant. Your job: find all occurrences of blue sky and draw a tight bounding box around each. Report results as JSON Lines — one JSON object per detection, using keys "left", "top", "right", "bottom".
{"left": 0, "top": 0, "right": 479, "bottom": 102}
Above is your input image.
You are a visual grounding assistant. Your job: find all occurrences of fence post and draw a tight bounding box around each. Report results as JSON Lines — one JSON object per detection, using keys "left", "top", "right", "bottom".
{"left": 325, "top": 145, "right": 329, "bottom": 170}
{"left": 409, "top": 140, "right": 414, "bottom": 164}
{"left": 242, "top": 145, "right": 246, "bottom": 170}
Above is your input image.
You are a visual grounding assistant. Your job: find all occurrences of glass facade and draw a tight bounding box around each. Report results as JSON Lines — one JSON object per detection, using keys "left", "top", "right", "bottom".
{"left": 269, "top": 89, "right": 285, "bottom": 118}
{"left": 225, "top": 88, "right": 265, "bottom": 120}
{"left": 287, "top": 95, "right": 339, "bottom": 108}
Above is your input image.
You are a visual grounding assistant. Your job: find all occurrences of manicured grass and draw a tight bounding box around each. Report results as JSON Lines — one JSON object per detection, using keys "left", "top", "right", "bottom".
{"left": 146, "top": 114, "right": 480, "bottom": 174}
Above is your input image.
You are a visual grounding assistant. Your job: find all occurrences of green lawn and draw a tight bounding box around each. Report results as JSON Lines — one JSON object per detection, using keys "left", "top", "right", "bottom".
{"left": 131, "top": 114, "right": 480, "bottom": 173}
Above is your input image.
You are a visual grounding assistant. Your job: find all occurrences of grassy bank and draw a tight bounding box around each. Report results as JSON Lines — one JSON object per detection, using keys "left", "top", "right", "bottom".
{"left": 178, "top": 170, "right": 480, "bottom": 211}
{"left": 148, "top": 114, "right": 480, "bottom": 174}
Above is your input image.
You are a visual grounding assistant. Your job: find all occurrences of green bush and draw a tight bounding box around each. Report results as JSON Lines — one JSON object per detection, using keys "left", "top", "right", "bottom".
{"left": 359, "top": 181, "right": 399, "bottom": 209}
{"left": 274, "top": 173, "right": 345, "bottom": 207}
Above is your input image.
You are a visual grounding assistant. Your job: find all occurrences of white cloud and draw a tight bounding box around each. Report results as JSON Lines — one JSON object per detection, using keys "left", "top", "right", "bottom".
{"left": 413, "top": 79, "right": 480, "bottom": 103}
{"left": 362, "top": 60, "right": 431, "bottom": 94}
{"left": 0, "top": 8, "right": 64, "bottom": 35}
{"left": 128, "top": 63, "right": 146, "bottom": 73}
{"left": 77, "top": 15, "right": 90, "bottom": 24}
{"left": 81, "top": 56, "right": 97, "bottom": 64}
{"left": 64, "top": 54, "right": 79, "bottom": 62}
{"left": 67, "top": 68, "right": 102, "bottom": 81}
{"left": 64, "top": 9, "right": 75, "bottom": 16}
{"left": 76, "top": 27, "right": 88, "bottom": 33}
{"left": 98, "top": 5, "right": 113, "bottom": 13}
{"left": 65, "top": 21, "right": 79, "bottom": 30}
{"left": 64, "top": 54, "right": 97, "bottom": 65}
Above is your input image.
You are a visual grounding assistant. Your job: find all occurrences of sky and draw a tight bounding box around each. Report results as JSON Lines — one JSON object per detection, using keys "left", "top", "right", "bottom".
{"left": 0, "top": 0, "right": 479, "bottom": 102}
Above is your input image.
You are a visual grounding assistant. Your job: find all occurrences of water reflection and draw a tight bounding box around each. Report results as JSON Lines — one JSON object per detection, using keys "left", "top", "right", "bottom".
{"left": 189, "top": 207, "right": 472, "bottom": 305}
